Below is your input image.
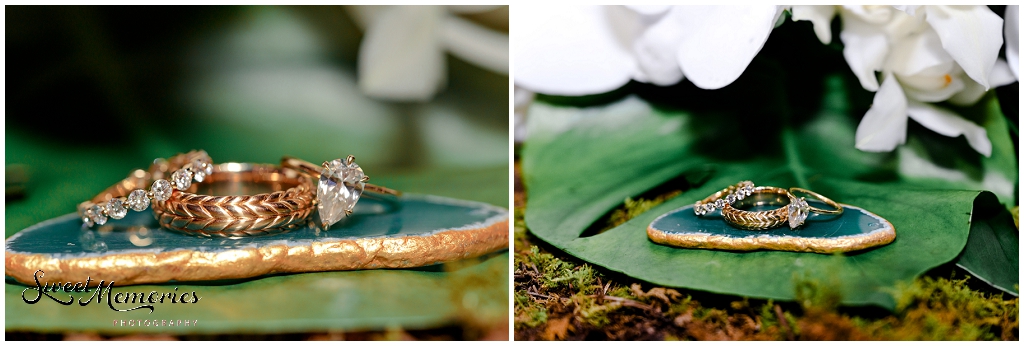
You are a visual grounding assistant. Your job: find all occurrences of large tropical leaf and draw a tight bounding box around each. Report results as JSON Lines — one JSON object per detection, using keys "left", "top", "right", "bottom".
{"left": 521, "top": 71, "right": 1018, "bottom": 310}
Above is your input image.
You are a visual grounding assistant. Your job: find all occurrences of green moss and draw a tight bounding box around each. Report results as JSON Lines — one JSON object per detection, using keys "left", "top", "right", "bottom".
{"left": 605, "top": 191, "right": 682, "bottom": 230}
{"left": 513, "top": 207, "right": 530, "bottom": 253}
{"left": 514, "top": 192, "right": 1019, "bottom": 341}
{"left": 577, "top": 294, "right": 621, "bottom": 327}
{"left": 854, "top": 275, "right": 1019, "bottom": 340}
{"left": 514, "top": 291, "right": 548, "bottom": 328}
{"left": 1011, "top": 206, "right": 1018, "bottom": 228}
{"left": 793, "top": 274, "right": 843, "bottom": 312}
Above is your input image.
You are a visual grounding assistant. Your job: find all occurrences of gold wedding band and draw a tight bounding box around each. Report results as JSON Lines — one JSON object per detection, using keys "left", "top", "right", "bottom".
{"left": 150, "top": 162, "right": 316, "bottom": 237}
{"left": 698, "top": 181, "right": 844, "bottom": 230}
{"left": 721, "top": 186, "right": 794, "bottom": 230}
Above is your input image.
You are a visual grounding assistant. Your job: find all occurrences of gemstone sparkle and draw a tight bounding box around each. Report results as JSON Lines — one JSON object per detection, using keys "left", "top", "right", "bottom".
{"left": 191, "top": 159, "right": 210, "bottom": 182}
{"left": 127, "top": 189, "right": 150, "bottom": 211}
{"left": 152, "top": 179, "right": 172, "bottom": 202}
{"left": 316, "top": 158, "right": 366, "bottom": 229}
{"left": 788, "top": 197, "right": 809, "bottom": 229}
{"left": 172, "top": 169, "right": 193, "bottom": 190}
{"left": 107, "top": 198, "right": 128, "bottom": 219}
{"left": 89, "top": 204, "right": 107, "bottom": 226}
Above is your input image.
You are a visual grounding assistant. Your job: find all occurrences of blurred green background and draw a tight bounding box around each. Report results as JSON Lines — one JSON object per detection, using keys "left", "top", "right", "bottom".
{"left": 6, "top": 5, "right": 509, "bottom": 235}
{"left": 6, "top": 5, "right": 509, "bottom": 339}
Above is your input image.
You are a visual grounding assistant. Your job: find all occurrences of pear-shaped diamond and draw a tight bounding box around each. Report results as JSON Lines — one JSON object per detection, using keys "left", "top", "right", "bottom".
{"left": 787, "top": 198, "right": 809, "bottom": 229}
{"left": 317, "top": 157, "right": 366, "bottom": 229}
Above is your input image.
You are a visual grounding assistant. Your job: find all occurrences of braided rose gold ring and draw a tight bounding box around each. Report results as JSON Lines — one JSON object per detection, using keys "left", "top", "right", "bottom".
{"left": 721, "top": 186, "right": 795, "bottom": 230}
{"left": 281, "top": 156, "right": 401, "bottom": 230}
{"left": 722, "top": 186, "right": 842, "bottom": 230}
{"left": 78, "top": 150, "right": 213, "bottom": 228}
{"left": 150, "top": 162, "right": 316, "bottom": 237}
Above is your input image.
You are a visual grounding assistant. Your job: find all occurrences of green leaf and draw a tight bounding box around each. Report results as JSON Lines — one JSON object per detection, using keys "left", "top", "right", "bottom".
{"left": 521, "top": 74, "right": 1018, "bottom": 310}
{"left": 955, "top": 194, "right": 1020, "bottom": 295}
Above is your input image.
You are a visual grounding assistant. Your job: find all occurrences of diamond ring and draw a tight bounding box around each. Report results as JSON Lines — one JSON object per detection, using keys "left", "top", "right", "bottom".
{"left": 150, "top": 162, "right": 316, "bottom": 237}
{"left": 78, "top": 150, "right": 213, "bottom": 228}
{"left": 694, "top": 181, "right": 755, "bottom": 216}
{"left": 281, "top": 156, "right": 401, "bottom": 229}
{"left": 720, "top": 186, "right": 794, "bottom": 230}
{"left": 721, "top": 186, "right": 842, "bottom": 230}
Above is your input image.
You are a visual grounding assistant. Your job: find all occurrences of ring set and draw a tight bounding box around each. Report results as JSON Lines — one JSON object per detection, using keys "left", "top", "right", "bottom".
{"left": 695, "top": 181, "right": 842, "bottom": 230}
{"left": 78, "top": 150, "right": 401, "bottom": 237}
{"left": 77, "top": 150, "right": 214, "bottom": 228}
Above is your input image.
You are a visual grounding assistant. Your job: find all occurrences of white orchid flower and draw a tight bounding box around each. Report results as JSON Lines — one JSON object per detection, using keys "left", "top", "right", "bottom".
{"left": 347, "top": 6, "right": 509, "bottom": 101}
{"left": 793, "top": 5, "right": 1015, "bottom": 156}
{"left": 514, "top": 86, "right": 535, "bottom": 143}
{"left": 1006, "top": 5, "right": 1019, "bottom": 79}
{"left": 514, "top": 5, "right": 786, "bottom": 96}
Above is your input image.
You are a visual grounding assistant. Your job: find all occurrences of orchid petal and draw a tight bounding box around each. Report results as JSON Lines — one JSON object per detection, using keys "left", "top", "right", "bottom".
{"left": 949, "top": 59, "right": 1015, "bottom": 105}
{"left": 792, "top": 5, "right": 837, "bottom": 44}
{"left": 446, "top": 5, "right": 503, "bottom": 14}
{"left": 989, "top": 58, "right": 1017, "bottom": 87}
{"left": 888, "top": 29, "right": 964, "bottom": 102}
{"left": 924, "top": 5, "right": 1003, "bottom": 89}
{"left": 893, "top": 5, "right": 921, "bottom": 17}
{"left": 1006, "top": 5, "right": 1019, "bottom": 79}
{"left": 441, "top": 15, "right": 509, "bottom": 74}
{"left": 672, "top": 5, "right": 781, "bottom": 89}
{"left": 885, "top": 26, "right": 952, "bottom": 77}
{"left": 898, "top": 70, "right": 965, "bottom": 102}
{"left": 839, "top": 10, "right": 889, "bottom": 91}
{"left": 842, "top": 5, "right": 894, "bottom": 24}
{"left": 358, "top": 6, "right": 444, "bottom": 101}
{"left": 514, "top": 86, "right": 534, "bottom": 143}
{"left": 907, "top": 101, "right": 991, "bottom": 156}
{"left": 625, "top": 5, "right": 670, "bottom": 16}
{"left": 345, "top": 5, "right": 387, "bottom": 29}
{"left": 855, "top": 74, "right": 908, "bottom": 152}
{"left": 514, "top": 5, "right": 640, "bottom": 95}
{"left": 632, "top": 7, "right": 687, "bottom": 86}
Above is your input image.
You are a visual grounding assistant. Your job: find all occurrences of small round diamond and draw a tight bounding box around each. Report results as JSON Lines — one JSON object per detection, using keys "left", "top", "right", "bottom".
{"left": 704, "top": 204, "right": 716, "bottom": 213}
{"left": 726, "top": 194, "right": 737, "bottom": 204}
{"left": 82, "top": 213, "right": 95, "bottom": 228}
{"left": 735, "top": 191, "right": 745, "bottom": 201}
{"left": 191, "top": 159, "right": 210, "bottom": 182}
{"left": 106, "top": 198, "right": 128, "bottom": 219}
{"left": 152, "top": 179, "right": 172, "bottom": 201}
{"left": 171, "top": 169, "right": 193, "bottom": 190}
{"left": 714, "top": 199, "right": 725, "bottom": 209}
{"left": 89, "top": 204, "right": 107, "bottom": 226}
{"left": 694, "top": 203, "right": 703, "bottom": 215}
{"left": 127, "top": 189, "right": 150, "bottom": 211}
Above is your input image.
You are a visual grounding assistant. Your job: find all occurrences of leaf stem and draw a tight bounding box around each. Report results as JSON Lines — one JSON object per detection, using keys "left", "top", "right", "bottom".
{"left": 782, "top": 125, "right": 809, "bottom": 188}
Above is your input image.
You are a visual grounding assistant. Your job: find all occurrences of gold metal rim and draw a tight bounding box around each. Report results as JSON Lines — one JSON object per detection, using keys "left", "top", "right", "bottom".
{"left": 789, "top": 187, "right": 843, "bottom": 215}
